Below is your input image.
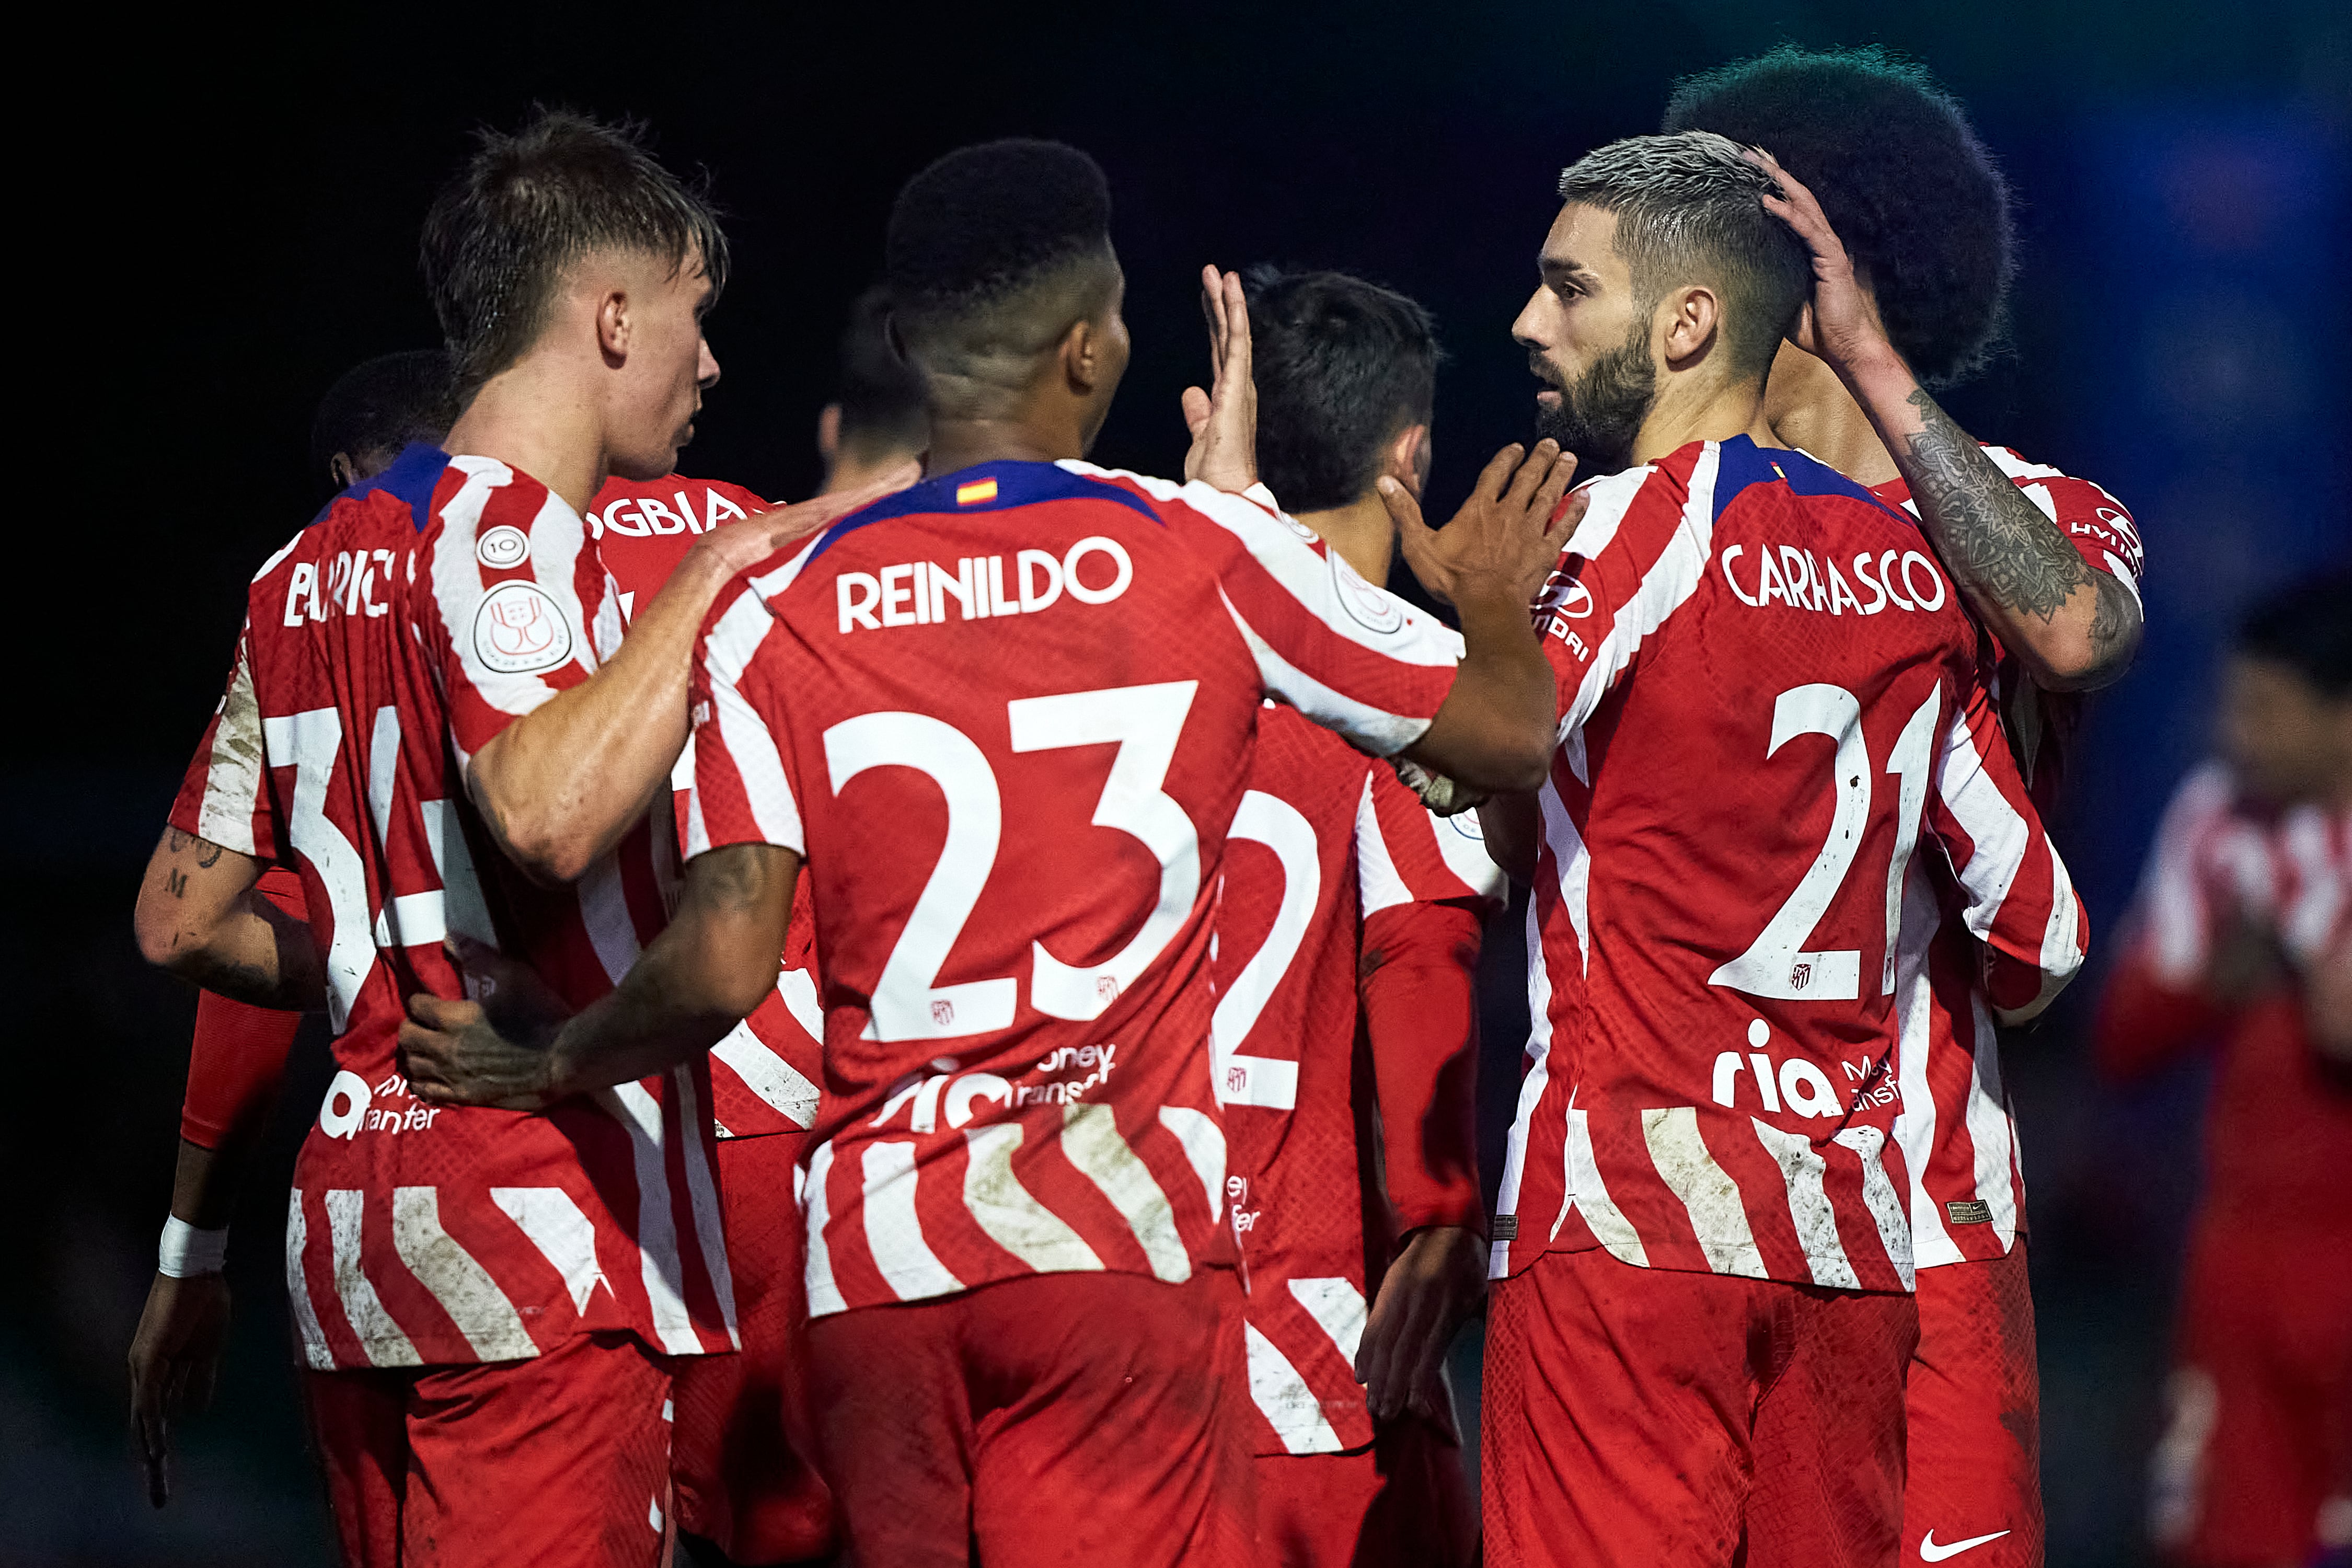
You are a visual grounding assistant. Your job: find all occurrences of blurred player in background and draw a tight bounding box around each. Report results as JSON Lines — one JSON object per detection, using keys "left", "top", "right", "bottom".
{"left": 1664, "top": 49, "right": 2147, "bottom": 1566}
{"left": 2096, "top": 572, "right": 2351, "bottom": 1568}
{"left": 1226, "top": 266, "right": 1501, "bottom": 1568}
{"left": 1469, "top": 132, "right": 2086, "bottom": 1567}
{"left": 134, "top": 111, "right": 889, "bottom": 1565}
{"left": 128, "top": 348, "right": 456, "bottom": 1509}
{"left": 400, "top": 136, "right": 1577, "bottom": 1567}
{"left": 816, "top": 283, "right": 930, "bottom": 492}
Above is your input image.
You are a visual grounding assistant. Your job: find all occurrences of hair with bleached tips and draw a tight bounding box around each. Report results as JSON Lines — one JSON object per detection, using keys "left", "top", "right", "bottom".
{"left": 1556, "top": 130, "right": 1810, "bottom": 375}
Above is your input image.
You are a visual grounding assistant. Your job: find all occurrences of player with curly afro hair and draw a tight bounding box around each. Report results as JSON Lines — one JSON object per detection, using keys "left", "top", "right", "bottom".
{"left": 1668, "top": 48, "right": 2150, "bottom": 1568}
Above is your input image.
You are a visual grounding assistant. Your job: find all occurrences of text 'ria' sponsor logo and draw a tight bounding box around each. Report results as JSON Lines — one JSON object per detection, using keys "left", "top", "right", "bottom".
{"left": 837, "top": 536, "right": 1133, "bottom": 633}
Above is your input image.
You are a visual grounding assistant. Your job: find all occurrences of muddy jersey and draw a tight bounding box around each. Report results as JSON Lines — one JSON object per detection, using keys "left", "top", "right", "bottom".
{"left": 1490, "top": 437, "right": 2086, "bottom": 1295}
{"left": 684, "top": 459, "right": 1466, "bottom": 1318}
{"left": 172, "top": 456, "right": 734, "bottom": 1370}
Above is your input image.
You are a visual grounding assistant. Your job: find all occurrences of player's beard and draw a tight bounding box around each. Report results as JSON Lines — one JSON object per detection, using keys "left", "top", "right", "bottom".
{"left": 1532, "top": 321, "right": 1656, "bottom": 476}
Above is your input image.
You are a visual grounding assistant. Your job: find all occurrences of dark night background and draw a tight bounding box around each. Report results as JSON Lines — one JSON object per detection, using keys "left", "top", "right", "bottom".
{"left": 8, "top": 3, "right": 2346, "bottom": 1562}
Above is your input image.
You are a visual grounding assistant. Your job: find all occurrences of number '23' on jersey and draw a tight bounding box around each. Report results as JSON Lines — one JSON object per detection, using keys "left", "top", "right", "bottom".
{"left": 1495, "top": 436, "right": 2088, "bottom": 1295}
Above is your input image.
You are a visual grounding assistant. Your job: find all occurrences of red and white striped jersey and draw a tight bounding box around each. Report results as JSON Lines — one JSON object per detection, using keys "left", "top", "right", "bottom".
{"left": 683, "top": 459, "right": 1465, "bottom": 1319}
{"left": 585, "top": 471, "right": 829, "bottom": 1145}
{"left": 1491, "top": 437, "right": 2087, "bottom": 1295}
{"left": 1871, "top": 446, "right": 2145, "bottom": 1269}
{"left": 1224, "top": 703, "right": 1502, "bottom": 1456}
{"left": 171, "top": 460, "right": 735, "bottom": 1371}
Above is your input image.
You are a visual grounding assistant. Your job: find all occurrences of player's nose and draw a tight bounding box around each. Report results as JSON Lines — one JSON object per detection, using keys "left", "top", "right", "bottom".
{"left": 698, "top": 336, "right": 721, "bottom": 389}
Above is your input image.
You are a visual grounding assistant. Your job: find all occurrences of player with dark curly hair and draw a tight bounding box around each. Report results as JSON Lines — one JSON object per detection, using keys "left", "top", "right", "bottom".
{"left": 1669, "top": 49, "right": 2150, "bottom": 1568}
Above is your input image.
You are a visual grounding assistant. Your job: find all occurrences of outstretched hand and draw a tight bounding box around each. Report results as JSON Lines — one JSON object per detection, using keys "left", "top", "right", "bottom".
{"left": 1181, "top": 265, "right": 1258, "bottom": 494}
{"left": 702, "top": 460, "right": 924, "bottom": 579}
{"left": 1386, "top": 439, "right": 1584, "bottom": 615}
{"left": 1747, "top": 148, "right": 1897, "bottom": 374}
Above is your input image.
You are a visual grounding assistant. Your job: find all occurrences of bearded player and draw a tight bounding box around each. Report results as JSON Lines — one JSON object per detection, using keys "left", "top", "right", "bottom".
{"left": 135, "top": 111, "right": 894, "bottom": 1565}
{"left": 400, "top": 137, "right": 1577, "bottom": 1567}
{"left": 1222, "top": 266, "right": 1504, "bottom": 1567}
{"left": 1460, "top": 132, "right": 2088, "bottom": 1566}
{"left": 1664, "top": 49, "right": 2146, "bottom": 1566}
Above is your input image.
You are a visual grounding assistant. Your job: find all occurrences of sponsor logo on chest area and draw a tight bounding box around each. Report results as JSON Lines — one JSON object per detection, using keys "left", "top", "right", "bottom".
{"left": 836, "top": 536, "right": 1133, "bottom": 633}
{"left": 1717, "top": 541, "right": 1949, "bottom": 617}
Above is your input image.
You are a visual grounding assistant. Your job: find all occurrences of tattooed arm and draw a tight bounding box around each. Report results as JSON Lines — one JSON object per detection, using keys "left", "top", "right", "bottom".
{"left": 400, "top": 842, "right": 797, "bottom": 1109}
{"left": 1755, "top": 152, "right": 2142, "bottom": 693}
{"left": 133, "top": 828, "right": 323, "bottom": 1010}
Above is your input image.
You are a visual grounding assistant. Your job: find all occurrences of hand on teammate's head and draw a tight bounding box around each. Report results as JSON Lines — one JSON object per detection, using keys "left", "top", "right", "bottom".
{"left": 1748, "top": 148, "right": 1898, "bottom": 374}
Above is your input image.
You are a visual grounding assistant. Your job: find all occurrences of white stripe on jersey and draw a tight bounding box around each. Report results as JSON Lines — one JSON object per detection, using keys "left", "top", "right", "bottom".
{"left": 1216, "top": 587, "right": 1431, "bottom": 758}
{"left": 1244, "top": 1322, "right": 1345, "bottom": 1455}
{"left": 1157, "top": 1107, "right": 1226, "bottom": 1223}
{"left": 1834, "top": 1126, "right": 1917, "bottom": 1290}
{"left": 803, "top": 1141, "right": 846, "bottom": 1317}
{"left": 601, "top": 1082, "right": 701, "bottom": 1355}
{"left": 1958, "top": 988, "right": 2020, "bottom": 1250}
{"left": 961, "top": 1123, "right": 1105, "bottom": 1272}
{"left": 390, "top": 1186, "right": 538, "bottom": 1361}
{"left": 862, "top": 1140, "right": 964, "bottom": 1299}
{"left": 1060, "top": 1103, "right": 1190, "bottom": 1283}
{"left": 1354, "top": 773, "right": 1414, "bottom": 916}
{"left": 1555, "top": 450, "right": 1721, "bottom": 737}
{"left": 1289, "top": 1276, "right": 1369, "bottom": 1366}
{"left": 196, "top": 638, "right": 267, "bottom": 855}
{"left": 577, "top": 849, "right": 643, "bottom": 987}
{"left": 1892, "top": 872, "right": 1963, "bottom": 1267}
{"left": 324, "top": 1189, "right": 422, "bottom": 1366}
{"left": 285, "top": 1191, "right": 335, "bottom": 1370}
{"left": 2281, "top": 807, "right": 2348, "bottom": 963}
{"left": 490, "top": 1185, "right": 610, "bottom": 1314}
{"left": 1936, "top": 713, "right": 2030, "bottom": 942}
{"left": 1750, "top": 1119, "right": 1858, "bottom": 1289}
{"left": 694, "top": 588, "right": 804, "bottom": 856}
{"left": 1488, "top": 899, "right": 1554, "bottom": 1281}
{"left": 1565, "top": 1105, "right": 1647, "bottom": 1265}
{"left": 711, "top": 1019, "right": 821, "bottom": 1126}
{"left": 672, "top": 1067, "right": 740, "bottom": 1346}
{"left": 1539, "top": 781, "right": 1593, "bottom": 972}
{"left": 1429, "top": 812, "right": 1508, "bottom": 904}
{"left": 1641, "top": 1108, "right": 1768, "bottom": 1279}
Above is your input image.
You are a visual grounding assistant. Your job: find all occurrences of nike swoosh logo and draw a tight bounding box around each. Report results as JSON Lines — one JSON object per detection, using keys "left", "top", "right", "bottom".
{"left": 1920, "top": 1529, "right": 2012, "bottom": 1562}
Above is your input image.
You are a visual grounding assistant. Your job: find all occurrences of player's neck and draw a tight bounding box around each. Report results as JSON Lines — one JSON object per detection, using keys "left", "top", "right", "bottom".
{"left": 444, "top": 367, "right": 610, "bottom": 516}
{"left": 924, "top": 412, "right": 1083, "bottom": 477}
{"left": 823, "top": 444, "right": 927, "bottom": 498}
{"left": 1290, "top": 493, "right": 1397, "bottom": 585}
{"left": 1631, "top": 372, "right": 1778, "bottom": 467}
{"left": 1762, "top": 350, "right": 1900, "bottom": 487}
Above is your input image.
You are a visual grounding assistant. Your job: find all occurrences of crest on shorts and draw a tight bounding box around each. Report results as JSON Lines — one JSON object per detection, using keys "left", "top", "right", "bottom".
{"left": 472, "top": 580, "right": 574, "bottom": 675}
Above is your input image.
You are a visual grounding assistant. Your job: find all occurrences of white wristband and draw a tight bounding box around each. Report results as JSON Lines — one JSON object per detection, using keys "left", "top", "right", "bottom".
{"left": 158, "top": 1216, "right": 228, "bottom": 1278}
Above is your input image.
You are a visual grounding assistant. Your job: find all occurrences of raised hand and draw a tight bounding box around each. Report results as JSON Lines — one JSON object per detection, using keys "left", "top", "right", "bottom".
{"left": 1386, "top": 438, "right": 1584, "bottom": 615}
{"left": 129, "top": 1270, "right": 230, "bottom": 1507}
{"left": 1181, "top": 265, "right": 1258, "bottom": 494}
{"left": 1747, "top": 147, "right": 1897, "bottom": 374}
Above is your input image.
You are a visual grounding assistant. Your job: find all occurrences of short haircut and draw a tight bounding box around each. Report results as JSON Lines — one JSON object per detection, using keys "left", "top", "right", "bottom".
{"left": 1244, "top": 267, "right": 1439, "bottom": 513}
{"left": 833, "top": 284, "right": 928, "bottom": 453}
{"left": 420, "top": 108, "right": 729, "bottom": 398}
{"left": 1663, "top": 46, "right": 2013, "bottom": 388}
{"left": 2239, "top": 570, "right": 2351, "bottom": 697}
{"left": 309, "top": 349, "right": 455, "bottom": 476}
{"left": 885, "top": 140, "right": 1116, "bottom": 396}
{"left": 1556, "top": 131, "right": 1811, "bottom": 377}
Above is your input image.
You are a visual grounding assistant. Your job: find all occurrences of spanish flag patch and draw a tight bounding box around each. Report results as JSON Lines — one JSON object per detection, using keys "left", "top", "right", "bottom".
{"left": 955, "top": 477, "right": 999, "bottom": 505}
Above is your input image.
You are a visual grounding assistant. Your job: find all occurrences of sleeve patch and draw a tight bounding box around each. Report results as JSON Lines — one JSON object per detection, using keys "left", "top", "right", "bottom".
{"left": 471, "top": 581, "right": 575, "bottom": 674}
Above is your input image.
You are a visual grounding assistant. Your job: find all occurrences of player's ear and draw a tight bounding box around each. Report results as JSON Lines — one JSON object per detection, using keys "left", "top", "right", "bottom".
{"left": 1385, "top": 423, "right": 1432, "bottom": 501}
{"left": 816, "top": 403, "right": 842, "bottom": 464}
{"left": 1660, "top": 284, "right": 1720, "bottom": 369}
{"left": 1060, "top": 316, "right": 1100, "bottom": 394}
{"left": 598, "top": 287, "right": 631, "bottom": 368}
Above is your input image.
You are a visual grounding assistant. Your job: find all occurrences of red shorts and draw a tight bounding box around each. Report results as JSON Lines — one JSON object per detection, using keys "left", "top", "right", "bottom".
{"left": 1482, "top": 1248, "right": 1917, "bottom": 1568}
{"left": 303, "top": 1330, "right": 672, "bottom": 1568}
{"left": 1902, "top": 1242, "right": 2041, "bottom": 1566}
{"left": 670, "top": 1132, "right": 834, "bottom": 1564}
{"left": 804, "top": 1267, "right": 1256, "bottom": 1567}
{"left": 1255, "top": 1414, "right": 1475, "bottom": 1568}
{"left": 2152, "top": 1216, "right": 2352, "bottom": 1566}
